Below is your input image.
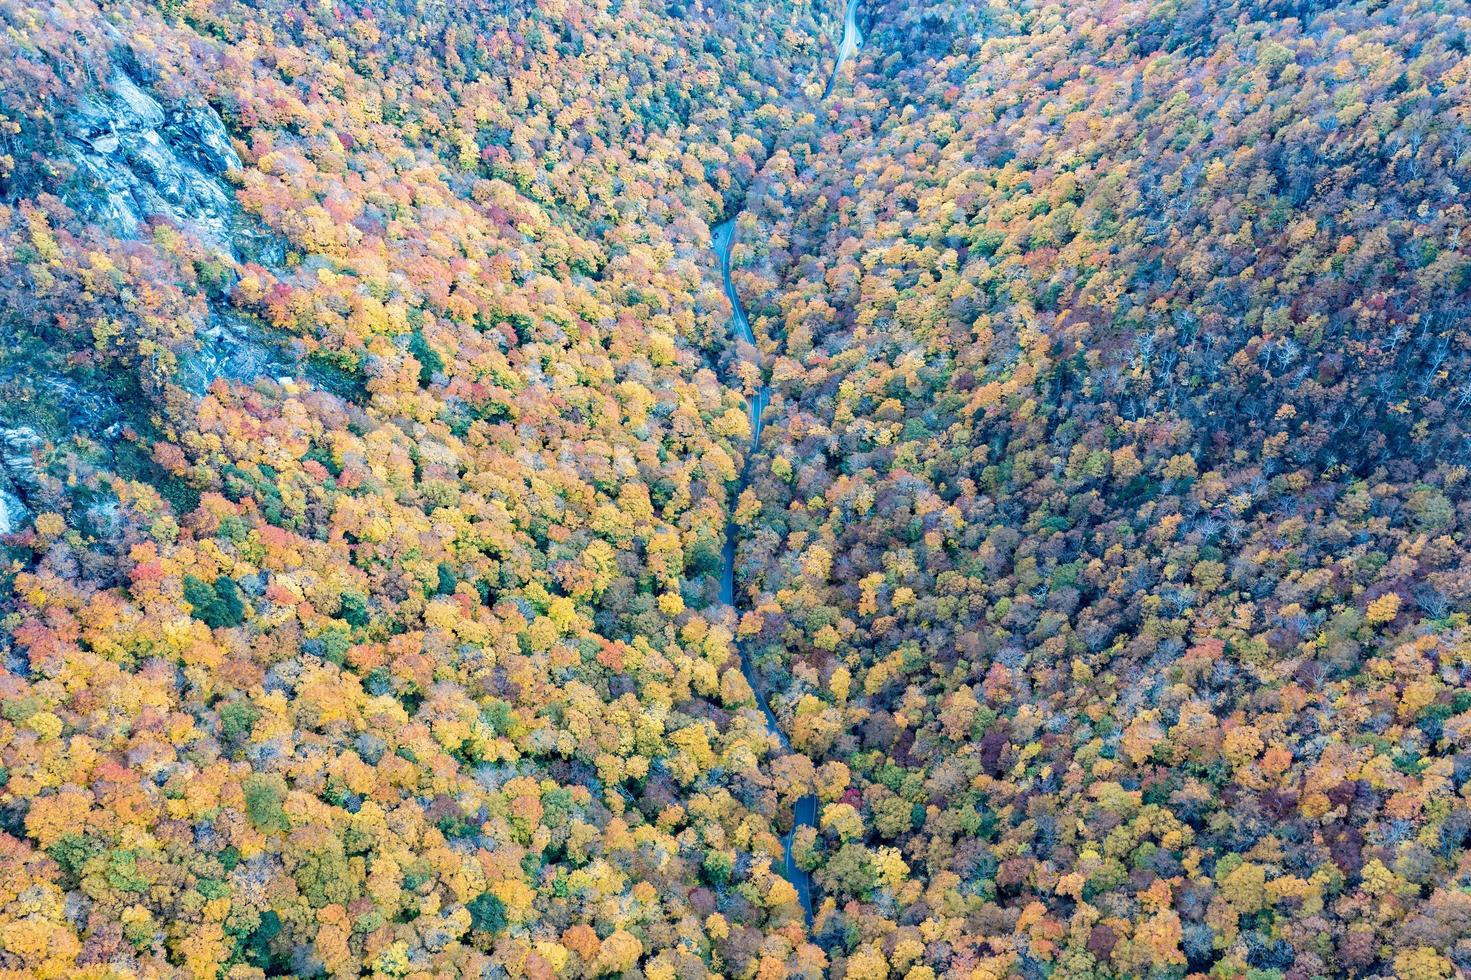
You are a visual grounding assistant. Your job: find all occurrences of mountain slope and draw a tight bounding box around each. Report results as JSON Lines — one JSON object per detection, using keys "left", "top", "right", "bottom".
{"left": 723, "top": 0, "right": 1471, "bottom": 975}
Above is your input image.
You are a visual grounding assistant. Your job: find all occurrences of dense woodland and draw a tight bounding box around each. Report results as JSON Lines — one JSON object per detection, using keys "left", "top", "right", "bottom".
{"left": 0, "top": 0, "right": 1469, "bottom": 977}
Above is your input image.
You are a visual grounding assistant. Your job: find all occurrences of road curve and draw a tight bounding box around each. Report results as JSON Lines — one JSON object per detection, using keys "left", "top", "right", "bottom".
{"left": 823, "top": 0, "right": 864, "bottom": 98}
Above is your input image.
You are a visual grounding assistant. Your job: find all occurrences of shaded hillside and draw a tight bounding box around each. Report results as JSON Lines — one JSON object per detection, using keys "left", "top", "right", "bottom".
{"left": 725, "top": 0, "right": 1471, "bottom": 975}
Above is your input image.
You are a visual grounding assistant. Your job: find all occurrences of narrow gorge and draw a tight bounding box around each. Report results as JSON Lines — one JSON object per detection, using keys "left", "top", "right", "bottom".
{"left": 711, "top": 0, "right": 867, "bottom": 931}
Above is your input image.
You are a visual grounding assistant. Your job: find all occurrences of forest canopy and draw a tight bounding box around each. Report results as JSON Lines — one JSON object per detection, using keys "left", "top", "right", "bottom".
{"left": 0, "top": 0, "right": 1469, "bottom": 977}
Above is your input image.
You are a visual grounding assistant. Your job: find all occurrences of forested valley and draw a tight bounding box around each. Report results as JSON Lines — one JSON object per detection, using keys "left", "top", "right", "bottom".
{"left": 0, "top": 0, "right": 1469, "bottom": 977}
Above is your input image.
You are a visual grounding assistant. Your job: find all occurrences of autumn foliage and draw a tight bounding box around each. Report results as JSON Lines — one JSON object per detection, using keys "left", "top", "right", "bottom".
{"left": 1, "top": 0, "right": 1470, "bottom": 977}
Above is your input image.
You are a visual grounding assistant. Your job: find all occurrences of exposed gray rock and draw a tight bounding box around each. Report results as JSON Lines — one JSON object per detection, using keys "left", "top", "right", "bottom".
{"left": 55, "top": 71, "right": 296, "bottom": 394}
{"left": 0, "top": 66, "right": 300, "bottom": 533}
{"left": 109, "top": 72, "right": 167, "bottom": 132}
{"left": 0, "top": 488, "right": 25, "bottom": 535}
{"left": 178, "top": 311, "right": 293, "bottom": 396}
{"left": 0, "top": 426, "right": 42, "bottom": 491}
{"left": 0, "top": 427, "right": 42, "bottom": 535}
{"left": 166, "top": 101, "right": 243, "bottom": 177}
{"left": 62, "top": 71, "right": 239, "bottom": 252}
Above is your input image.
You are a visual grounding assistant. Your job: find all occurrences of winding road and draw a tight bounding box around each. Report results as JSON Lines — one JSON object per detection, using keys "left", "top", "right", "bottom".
{"left": 713, "top": 218, "right": 817, "bottom": 924}
{"left": 710, "top": 0, "right": 866, "bottom": 929}
{"left": 824, "top": 0, "right": 864, "bottom": 98}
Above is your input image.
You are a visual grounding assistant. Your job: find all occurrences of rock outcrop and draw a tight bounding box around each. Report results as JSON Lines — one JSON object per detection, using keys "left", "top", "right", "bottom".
{"left": 62, "top": 71, "right": 241, "bottom": 252}
{"left": 0, "top": 69, "right": 297, "bottom": 541}
{"left": 0, "top": 427, "right": 41, "bottom": 535}
{"left": 52, "top": 70, "right": 292, "bottom": 397}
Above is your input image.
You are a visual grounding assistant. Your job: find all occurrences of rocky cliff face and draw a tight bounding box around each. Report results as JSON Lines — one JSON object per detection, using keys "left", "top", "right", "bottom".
{"left": 0, "top": 428, "right": 41, "bottom": 535}
{"left": 59, "top": 70, "right": 290, "bottom": 393}
{"left": 0, "top": 69, "right": 293, "bottom": 537}
{"left": 62, "top": 71, "right": 240, "bottom": 250}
